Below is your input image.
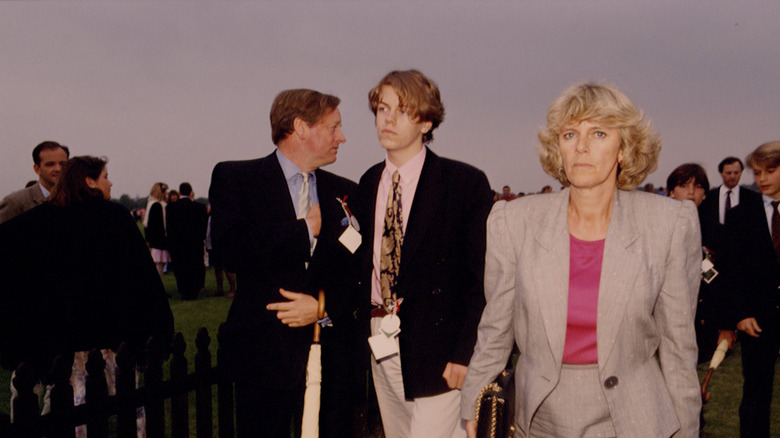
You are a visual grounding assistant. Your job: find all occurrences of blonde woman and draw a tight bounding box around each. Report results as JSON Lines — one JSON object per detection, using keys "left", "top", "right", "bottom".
{"left": 462, "top": 83, "right": 701, "bottom": 437}
{"left": 144, "top": 182, "right": 170, "bottom": 277}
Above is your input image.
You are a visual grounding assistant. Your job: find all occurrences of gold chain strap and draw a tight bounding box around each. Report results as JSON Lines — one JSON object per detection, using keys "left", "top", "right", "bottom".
{"left": 474, "top": 381, "right": 505, "bottom": 438}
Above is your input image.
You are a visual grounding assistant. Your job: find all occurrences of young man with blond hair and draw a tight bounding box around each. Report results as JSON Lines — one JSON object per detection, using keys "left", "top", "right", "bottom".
{"left": 356, "top": 70, "right": 492, "bottom": 438}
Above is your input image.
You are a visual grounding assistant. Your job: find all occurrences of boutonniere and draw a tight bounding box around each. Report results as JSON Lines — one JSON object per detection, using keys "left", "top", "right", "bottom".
{"left": 337, "top": 196, "right": 360, "bottom": 231}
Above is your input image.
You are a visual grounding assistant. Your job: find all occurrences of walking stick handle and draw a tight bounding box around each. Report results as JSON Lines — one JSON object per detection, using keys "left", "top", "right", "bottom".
{"left": 313, "top": 290, "right": 325, "bottom": 344}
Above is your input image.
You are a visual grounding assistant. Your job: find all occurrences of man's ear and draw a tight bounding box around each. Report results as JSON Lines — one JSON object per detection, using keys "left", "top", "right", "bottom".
{"left": 420, "top": 120, "right": 433, "bottom": 135}
{"left": 33, "top": 163, "right": 41, "bottom": 176}
{"left": 293, "top": 117, "right": 309, "bottom": 139}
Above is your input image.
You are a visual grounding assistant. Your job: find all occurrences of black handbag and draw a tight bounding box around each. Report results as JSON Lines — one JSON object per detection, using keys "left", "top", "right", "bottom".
{"left": 475, "top": 357, "right": 516, "bottom": 438}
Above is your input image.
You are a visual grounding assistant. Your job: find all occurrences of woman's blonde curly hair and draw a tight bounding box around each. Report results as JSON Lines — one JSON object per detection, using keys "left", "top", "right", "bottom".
{"left": 537, "top": 82, "right": 661, "bottom": 190}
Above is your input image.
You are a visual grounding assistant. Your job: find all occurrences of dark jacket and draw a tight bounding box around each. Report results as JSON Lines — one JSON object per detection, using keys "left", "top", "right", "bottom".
{"left": 145, "top": 201, "right": 167, "bottom": 249}
{"left": 355, "top": 149, "right": 493, "bottom": 399}
{"left": 0, "top": 199, "right": 174, "bottom": 372}
{"left": 208, "top": 153, "right": 360, "bottom": 388}
{"left": 165, "top": 198, "right": 208, "bottom": 264}
{"left": 721, "top": 192, "right": 780, "bottom": 327}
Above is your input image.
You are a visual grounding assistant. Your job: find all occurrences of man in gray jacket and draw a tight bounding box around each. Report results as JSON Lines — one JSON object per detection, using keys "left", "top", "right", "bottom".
{"left": 0, "top": 141, "right": 70, "bottom": 223}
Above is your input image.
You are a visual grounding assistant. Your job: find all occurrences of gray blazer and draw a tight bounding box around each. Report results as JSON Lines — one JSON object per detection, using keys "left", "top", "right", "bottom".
{"left": 0, "top": 183, "right": 45, "bottom": 224}
{"left": 462, "top": 189, "right": 701, "bottom": 438}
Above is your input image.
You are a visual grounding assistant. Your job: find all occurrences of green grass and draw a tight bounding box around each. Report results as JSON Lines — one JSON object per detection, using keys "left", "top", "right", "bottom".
{"left": 697, "top": 344, "right": 780, "bottom": 437}
{"left": 2, "top": 270, "right": 778, "bottom": 437}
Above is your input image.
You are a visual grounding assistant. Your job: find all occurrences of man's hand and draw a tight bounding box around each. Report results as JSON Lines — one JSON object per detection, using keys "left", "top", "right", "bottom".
{"left": 465, "top": 419, "right": 477, "bottom": 438}
{"left": 442, "top": 362, "right": 468, "bottom": 390}
{"left": 266, "top": 288, "right": 318, "bottom": 327}
{"left": 306, "top": 204, "right": 321, "bottom": 238}
{"left": 737, "top": 317, "right": 762, "bottom": 338}
{"left": 717, "top": 329, "right": 737, "bottom": 349}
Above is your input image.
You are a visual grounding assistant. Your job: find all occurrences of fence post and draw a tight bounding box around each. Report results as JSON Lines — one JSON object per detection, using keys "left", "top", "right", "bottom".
{"left": 216, "top": 323, "right": 234, "bottom": 438}
{"left": 48, "top": 353, "right": 75, "bottom": 438}
{"left": 170, "top": 333, "right": 188, "bottom": 438}
{"left": 195, "top": 328, "right": 213, "bottom": 438}
{"left": 116, "top": 343, "right": 137, "bottom": 438}
{"left": 144, "top": 336, "right": 166, "bottom": 438}
{"left": 85, "top": 349, "right": 108, "bottom": 438}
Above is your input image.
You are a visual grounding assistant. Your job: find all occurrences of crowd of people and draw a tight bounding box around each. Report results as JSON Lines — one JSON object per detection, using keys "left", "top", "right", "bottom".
{"left": 0, "top": 70, "right": 777, "bottom": 438}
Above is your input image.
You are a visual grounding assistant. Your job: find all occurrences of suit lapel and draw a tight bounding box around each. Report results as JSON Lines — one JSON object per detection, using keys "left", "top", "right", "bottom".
{"left": 596, "top": 190, "right": 642, "bottom": 367}
{"left": 400, "top": 150, "right": 444, "bottom": 270}
{"left": 257, "top": 152, "right": 297, "bottom": 221}
{"left": 31, "top": 184, "right": 45, "bottom": 205}
{"left": 311, "top": 170, "right": 344, "bottom": 261}
{"left": 533, "top": 189, "right": 571, "bottom": 366}
{"left": 360, "top": 164, "right": 383, "bottom": 277}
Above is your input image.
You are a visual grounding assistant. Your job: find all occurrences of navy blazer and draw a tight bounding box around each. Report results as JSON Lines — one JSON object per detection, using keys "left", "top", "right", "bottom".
{"left": 356, "top": 149, "right": 493, "bottom": 399}
{"left": 721, "top": 192, "right": 780, "bottom": 327}
{"left": 209, "top": 152, "right": 360, "bottom": 388}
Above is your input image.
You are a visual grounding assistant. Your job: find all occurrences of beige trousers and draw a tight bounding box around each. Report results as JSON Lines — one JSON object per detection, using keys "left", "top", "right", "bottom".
{"left": 370, "top": 316, "right": 467, "bottom": 438}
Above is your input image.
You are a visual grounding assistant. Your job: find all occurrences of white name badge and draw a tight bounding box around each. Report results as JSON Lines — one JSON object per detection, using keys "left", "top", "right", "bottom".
{"left": 702, "top": 258, "right": 718, "bottom": 284}
{"left": 339, "top": 225, "right": 362, "bottom": 254}
{"left": 369, "top": 314, "right": 401, "bottom": 361}
{"left": 368, "top": 332, "right": 399, "bottom": 361}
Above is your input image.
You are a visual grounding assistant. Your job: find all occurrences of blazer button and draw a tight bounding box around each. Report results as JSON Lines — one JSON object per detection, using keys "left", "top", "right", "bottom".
{"left": 604, "top": 376, "right": 619, "bottom": 389}
{"left": 432, "top": 288, "right": 442, "bottom": 295}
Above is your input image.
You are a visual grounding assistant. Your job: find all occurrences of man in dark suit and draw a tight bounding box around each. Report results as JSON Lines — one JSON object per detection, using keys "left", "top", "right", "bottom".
{"left": 0, "top": 141, "right": 69, "bottom": 223}
{"left": 356, "top": 70, "right": 492, "bottom": 438}
{"left": 698, "top": 156, "right": 762, "bottom": 355}
{"left": 699, "top": 156, "right": 761, "bottom": 233}
{"left": 721, "top": 142, "right": 780, "bottom": 438}
{"left": 209, "top": 89, "right": 361, "bottom": 438}
{"left": 166, "top": 182, "right": 208, "bottom": 300}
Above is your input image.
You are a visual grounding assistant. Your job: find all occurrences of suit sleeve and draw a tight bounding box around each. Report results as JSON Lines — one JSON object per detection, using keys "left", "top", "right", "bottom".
{"left": 460, "top": 201, "right": 518, "bottom": 420}
{"left": 0, "top": 193, "right": 24, "bottom": 224}
{"left": 208, "top": 161, "right": 310, "bottom": 273}
{"left": 451, "top": 169, "right": 494, "bottom": 366}
{"left": 654, "top": 201, "right": 701, "bottom": 437}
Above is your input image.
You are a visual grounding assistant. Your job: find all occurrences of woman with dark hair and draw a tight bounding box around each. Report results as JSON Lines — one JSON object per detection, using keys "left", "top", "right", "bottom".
{"left": 0, "top": 156, "right": 173, "bottom": 434}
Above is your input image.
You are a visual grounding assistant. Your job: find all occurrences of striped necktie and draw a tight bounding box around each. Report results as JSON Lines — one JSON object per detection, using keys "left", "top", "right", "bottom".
{"left": 298, "top": 171, "right": 311, "bottom": 219}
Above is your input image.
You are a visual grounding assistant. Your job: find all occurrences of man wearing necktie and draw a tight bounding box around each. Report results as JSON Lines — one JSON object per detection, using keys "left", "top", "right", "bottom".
{"left": 209, "top": 89, "right": 361, "bottom": 438}
{"left": 719, "top": 141, "right": 780, "bottom": 437}
{"left": 356, "top": 70, "right": 493, "bottom": 438}
{"left": 700, "top": 156, "right": 762, "bottom": 229}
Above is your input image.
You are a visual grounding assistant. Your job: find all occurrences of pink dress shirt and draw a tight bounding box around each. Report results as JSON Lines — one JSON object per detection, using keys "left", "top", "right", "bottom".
{"left": 370, "top": 147, "right": 427, "bottom": 306}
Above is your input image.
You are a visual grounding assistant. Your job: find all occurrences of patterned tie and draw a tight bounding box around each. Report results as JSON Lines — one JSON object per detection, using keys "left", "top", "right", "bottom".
{"left": 298, "top": 171, "right": 311, "bottom": 219}
{"left": 771, "top": 200, "right": 780, "bottom": 264}
{"left": 380, "top": 171, "right": 403, "bottom": 312}
{"left": 725, "top": 190, "right": 733, "bottom": 211}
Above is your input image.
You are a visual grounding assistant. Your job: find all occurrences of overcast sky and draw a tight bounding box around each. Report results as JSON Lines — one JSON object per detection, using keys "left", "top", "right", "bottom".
{"left": 1, "top": 1, "right": 778, "bottom": 199}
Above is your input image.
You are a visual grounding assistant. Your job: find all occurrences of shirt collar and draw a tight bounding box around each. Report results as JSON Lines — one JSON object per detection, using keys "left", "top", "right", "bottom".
{"left": 276, "top": 149, "right": 316, "bottom": 183}
{"left": 762, "top": 193, "right": 779, "bottom": 207}
{"left": 39, "top": 182, "right": 50, "bottom": 198}
{"left": 383, "top": 146, "right": 427, "bottom": 184}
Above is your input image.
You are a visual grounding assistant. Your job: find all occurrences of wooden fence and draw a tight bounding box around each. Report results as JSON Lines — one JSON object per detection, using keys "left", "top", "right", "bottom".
{"left": 0, "top": 325, "right": 234, "bottom": 438}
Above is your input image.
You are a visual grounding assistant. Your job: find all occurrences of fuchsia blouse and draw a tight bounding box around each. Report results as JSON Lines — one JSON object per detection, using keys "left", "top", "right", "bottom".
{"left": 562, "top": 234, "right": 605, "bottom": 364}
